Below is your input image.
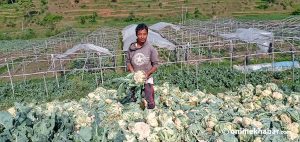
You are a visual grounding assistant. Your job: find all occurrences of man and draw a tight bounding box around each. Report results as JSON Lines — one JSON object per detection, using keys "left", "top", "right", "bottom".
{"left": 126, "top": 23, "right": 159, "bottom": 109}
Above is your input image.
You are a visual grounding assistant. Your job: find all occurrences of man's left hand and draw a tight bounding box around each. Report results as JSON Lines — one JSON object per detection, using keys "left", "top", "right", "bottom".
{"left": 145, "top": 66, "right": 157, "bottom": 80}
{"left": 145, "top": 72, "right": 150, "bottom": 79}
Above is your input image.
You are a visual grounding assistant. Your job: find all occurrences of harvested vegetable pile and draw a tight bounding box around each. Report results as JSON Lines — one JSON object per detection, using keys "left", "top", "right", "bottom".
{"left": 1, "top": 81, "right": 300, "bottom": 141}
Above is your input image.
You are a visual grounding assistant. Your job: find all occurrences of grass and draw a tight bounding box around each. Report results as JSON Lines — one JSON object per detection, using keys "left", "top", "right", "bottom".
{"left": 234, "top": 13, "right": 291, "bottom": 21}
{"left": 0, "top": 25, "right": 76, "bottom": 40}
{"left": 105, "top": 17, "right": 169, "bottom": 27}
{"left": 0, "top": 13, "right": 183, "bottom": 40}
{"left": 0, "top": 11, "right": 279, "bottom": 40}
{"left": 0, "top": 57, "right": 23, "bottom": 74}
{"left": 0, "top": 3, "right": 19, "bottom": 9}
{"left": 0, "top": 66, "right": 7, "bottom": 74}
{"left": 70, "top": 15, "right": 182, "bottom": 31}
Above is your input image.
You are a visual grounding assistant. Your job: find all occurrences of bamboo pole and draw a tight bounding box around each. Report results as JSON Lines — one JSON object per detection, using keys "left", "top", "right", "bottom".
{"left": 5, "top": 58, "right": 15, "bottom": 96}
{"left": 43, "top": 72, "right": 49, "bottom": 98}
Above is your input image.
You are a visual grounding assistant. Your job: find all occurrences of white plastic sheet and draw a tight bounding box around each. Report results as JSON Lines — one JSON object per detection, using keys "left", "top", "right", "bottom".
{"left": 149, "top": 22, "right": 180, "bottom": 31}
{"left": 220, "top": 28, "right": 273, "bottom": 53}
{"left": 233, "top": 61, "right": 300, "bottom": 72}
{"left": 122, "top": 23, "right": 179, "bottom": 51}
{"left": 55, "top": 43, "right": 112, "bottom": 59}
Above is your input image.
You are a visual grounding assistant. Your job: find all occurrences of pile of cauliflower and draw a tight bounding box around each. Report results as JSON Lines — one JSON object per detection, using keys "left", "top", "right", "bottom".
{"left": 6, "top": 82, "right": 300, "bottom": 142}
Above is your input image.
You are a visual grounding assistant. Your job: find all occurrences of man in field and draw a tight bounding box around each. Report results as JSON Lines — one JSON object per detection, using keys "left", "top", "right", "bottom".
{"left": 126, "top": 23, "right": 159, "bottom": 109}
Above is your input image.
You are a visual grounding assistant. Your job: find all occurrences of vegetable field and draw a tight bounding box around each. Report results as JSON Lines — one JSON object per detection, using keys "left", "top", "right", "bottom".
{"left": 1, "top": 79, "right": 300, "bottom": 141}
{"left": 1, "top": 63, "right": 300, "bottom": 110}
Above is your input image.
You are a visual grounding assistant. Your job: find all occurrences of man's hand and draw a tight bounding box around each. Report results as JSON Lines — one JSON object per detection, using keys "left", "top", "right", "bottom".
{"left": 145, "top": 72, "right": 150, "bottom": 79}
{"left": 146, "top": 66, "right": 157, "bottom": 79}
{"left": 127, "top": 63, "right": 134, "bottom": 73}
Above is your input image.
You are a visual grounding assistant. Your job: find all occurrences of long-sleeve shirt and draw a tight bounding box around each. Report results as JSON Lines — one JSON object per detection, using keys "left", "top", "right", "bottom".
{"left": 126, "top": 41, "right": 159, "bottom": 74}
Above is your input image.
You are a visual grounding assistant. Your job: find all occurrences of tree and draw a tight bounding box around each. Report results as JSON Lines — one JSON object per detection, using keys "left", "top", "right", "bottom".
{"left": 292, "top": 8, "right": 300, "bottom": 15}
{"left": 194, "top": 8, "right": 201, "bottom": 18}
{"left": 89, "top": 12, "right": 98, "bottom": 23}
{"left": 39, "top": 13, "right": 63, "bottom": 30}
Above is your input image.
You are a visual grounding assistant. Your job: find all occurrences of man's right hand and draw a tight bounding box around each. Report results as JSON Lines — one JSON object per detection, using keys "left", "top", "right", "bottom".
{"left": 127, "top": 63, "right": 135, "bottom": 73}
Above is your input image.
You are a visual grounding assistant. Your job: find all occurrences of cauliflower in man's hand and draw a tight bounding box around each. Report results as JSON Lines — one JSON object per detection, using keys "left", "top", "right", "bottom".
{"left": 133, "top": 70, "right": 147, "bottom": 84}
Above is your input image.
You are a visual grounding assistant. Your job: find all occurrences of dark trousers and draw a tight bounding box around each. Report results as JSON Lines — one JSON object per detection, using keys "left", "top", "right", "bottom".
{"left": 131, "top": 83, "right": 155, "bottom": 109}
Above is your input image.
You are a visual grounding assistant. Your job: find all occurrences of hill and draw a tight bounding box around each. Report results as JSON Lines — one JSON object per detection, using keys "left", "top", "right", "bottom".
{"left": 1, "top": 0, "right": 300, "bottom": 39}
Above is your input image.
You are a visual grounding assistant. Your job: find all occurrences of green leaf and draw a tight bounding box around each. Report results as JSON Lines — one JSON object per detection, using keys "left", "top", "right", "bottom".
{"left": 13, "top": 130, "right": 28, "bottom": 142}
{"left": 32, "top": 114, "right": 56, "bottom": 142}
{"left": 219, "top": 134, "right": 239, "bottom": 142}
{"left": 114, "top": 130, "right": 126, "bottom": 142}
{"left": 79, "top": 127, "right": 92, "bottom": 142}
{"left": 0, "top": 111, "right": 13, "bottom": 129}
{"left": 285, "top": 108, "right": 300, "bottom": 122}
{"left": 14, "top": 103, "right": 31, "bottom": 114}
{"left": 0, "top": 128, "right": 13, "bottom": 141}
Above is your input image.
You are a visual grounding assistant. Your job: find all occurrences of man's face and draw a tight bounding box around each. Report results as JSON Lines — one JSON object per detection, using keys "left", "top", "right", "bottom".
{"left": 137, "top": 29, "right": 148, "bottom": 44}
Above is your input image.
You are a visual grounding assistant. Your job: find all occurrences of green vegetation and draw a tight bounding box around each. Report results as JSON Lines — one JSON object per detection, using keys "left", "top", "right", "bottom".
{"left": 1, "top": 61, "right": 299, "bottom": 109}
{"left": 155, "top": 63, "right": 300, "bottom": 93}
{"left": 0, "top": 0, "right": 299, "bottom": 40}
{"left": 97, "top": 16, "right": 180, "bottom": 28}
{"left": 158, "top": 2, "right": 162, "bottom": 8}
{"left": 0, "top": 104, "right": 76, "bottom": 142}
{"left": 80, "top": 4, "right": 87, "bottom": 9}
{"left": 234, "top": 13, "right": 290, "bottom": 21}
{"left": 256, "top": 0, "right": 276, "bottom": 10}
{"left": 38, "top": 13, "right": 63, "bottom": 29}
{"left": 0, "top": 0, "right": 300, "bottom": 111}
{"left": 40, "top": 0, "right": 48, "bottom": 13}
{"left": 1, "top": 1, "right": 300, "bottom": 141}
{"left": 0, "top": 32, "right": 12, "bottom": 40}
{"left": 125, "top": 11, "right": 137, "bottom": 22}
{"left": 194, "top": 8, "right": 201, "bottom": 18}
{"left": 21, "top": 28, "right": 36, "bottom": 39}
{"left": 41, "top": 0, "right": 47, "bottom": 5}
{"left": 292, "top": 8, "right": 300, "bottom": 15}
{"left": 256, "top": 4, "right": 269, "bottom": 10}
{"left": 77, "top": 12, "right": 98, "bottom": 25}
{"left": 0, "top": 0, "right": 18, "bottom": 6}
{"left": 0, "top": 66, "right": 8, "bottom": 75}
{"left": 0, "top": 70, "right": 127, "bottom": 109}
{"left": 6, "top": 22, "right": 16, "bottom": 28}
{"left": 1, "top": 81, "right": 300, "bottom": 141}
{"left": 261, "top": 0, "right": 275, "bottom": 3}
